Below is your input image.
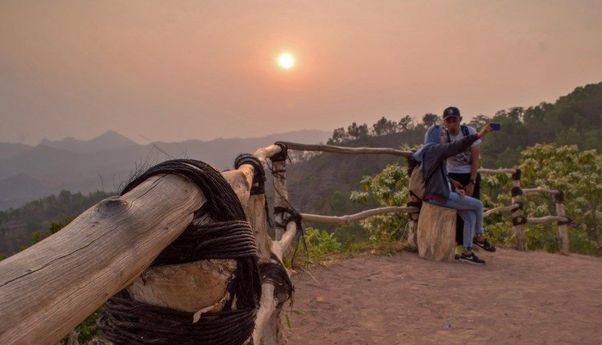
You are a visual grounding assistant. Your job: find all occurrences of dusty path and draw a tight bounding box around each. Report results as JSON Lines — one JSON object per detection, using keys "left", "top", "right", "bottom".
{"left": 284, "top": 249, "right": 602, "bottom": 345}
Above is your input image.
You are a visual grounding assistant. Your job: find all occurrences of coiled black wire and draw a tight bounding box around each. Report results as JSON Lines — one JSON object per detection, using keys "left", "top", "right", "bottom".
{"left": 100, "top": 159, "right": 261, "bottom": 345}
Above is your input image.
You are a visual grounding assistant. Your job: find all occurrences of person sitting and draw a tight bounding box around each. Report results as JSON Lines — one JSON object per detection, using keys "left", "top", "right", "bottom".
{"left": 412, "top": 123, "right": 495, "bottom": 264}
{"left": 441, "top": 106, "right": 495, "bottom": 252}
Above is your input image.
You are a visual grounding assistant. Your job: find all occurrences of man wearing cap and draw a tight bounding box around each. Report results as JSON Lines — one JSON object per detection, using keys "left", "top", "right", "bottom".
{"left": 442, "top": 106, "right": 495, "bottom": 252}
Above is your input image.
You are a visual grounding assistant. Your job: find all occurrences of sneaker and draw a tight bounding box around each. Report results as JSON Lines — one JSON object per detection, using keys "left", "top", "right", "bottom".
{"left": 474, "top": 238, "right": 496, "bottom": 252}
{"left": 459, "top": 252, "right": 486, "bottom": 265}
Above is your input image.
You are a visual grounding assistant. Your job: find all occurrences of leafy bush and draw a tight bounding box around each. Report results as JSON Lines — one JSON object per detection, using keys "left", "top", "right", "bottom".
{"left": 302, "top": 227, "right": 342, "bottom": 262}
{"left": 350, "top": 164, "right": 409, "bottom": 244}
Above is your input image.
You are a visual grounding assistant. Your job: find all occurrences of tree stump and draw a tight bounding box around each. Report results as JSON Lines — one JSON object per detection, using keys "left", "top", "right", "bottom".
{"left": 417, "top": 202, "right": 457, "bottom": 262}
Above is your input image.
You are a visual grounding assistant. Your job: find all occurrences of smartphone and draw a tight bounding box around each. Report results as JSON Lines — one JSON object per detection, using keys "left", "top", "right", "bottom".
{"left": 490, "top": 123, "right": 501, "bottom": 131}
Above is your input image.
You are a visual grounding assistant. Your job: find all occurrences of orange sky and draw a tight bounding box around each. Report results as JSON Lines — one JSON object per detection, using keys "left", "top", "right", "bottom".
{"left": 1, "top": 0, "right": 601, "bottom": 144}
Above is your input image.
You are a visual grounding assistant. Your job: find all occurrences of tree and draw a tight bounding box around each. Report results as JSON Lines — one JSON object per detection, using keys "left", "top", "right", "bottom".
{"left": 350, "top": 164, "right": 409, "bottom": 243}
{"left": 422, "top": 113, "right": 439, "bottom": 127}
{"left": 372, "top": 116, "right": 397, "bottom": 136}
{"left": 467, "top": 114, "right": 490, "bottom": 129}
{"left": 398, "top": 115, "right": 415, "bottom": 132}
{"left": 347, "top": 122, "right": 369, "bottom": 140}
{"left": 327, "top": 127, "right": 348, "bottom": 145}
{"left": 520, "top": 144, "right": 602, "bottom": 252}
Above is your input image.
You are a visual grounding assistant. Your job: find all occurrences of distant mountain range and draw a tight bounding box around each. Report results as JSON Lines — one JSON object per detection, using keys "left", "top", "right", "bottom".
{"left": 0, "top": 129, "right": 330, "bottom": 210}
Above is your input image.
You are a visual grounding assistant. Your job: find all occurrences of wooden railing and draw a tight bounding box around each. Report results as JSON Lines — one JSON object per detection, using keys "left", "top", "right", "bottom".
{"left": 0, "top": 141, "right": 572, "bottom": 345}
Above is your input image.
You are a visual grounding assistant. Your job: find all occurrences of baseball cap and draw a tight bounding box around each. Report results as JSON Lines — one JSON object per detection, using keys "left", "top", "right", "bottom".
{"left": 443, "top": 106, "right": 461, "bottom": 119}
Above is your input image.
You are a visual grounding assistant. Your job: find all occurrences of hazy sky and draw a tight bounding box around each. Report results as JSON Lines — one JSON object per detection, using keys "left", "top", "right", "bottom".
{"left": 1, "top": 0, "right": 601, "bottom": 144}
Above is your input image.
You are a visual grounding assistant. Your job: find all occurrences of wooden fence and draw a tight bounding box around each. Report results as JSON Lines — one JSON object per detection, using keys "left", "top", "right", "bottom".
{"left": 0, "top": 141, "right": 571, "bottom": 345}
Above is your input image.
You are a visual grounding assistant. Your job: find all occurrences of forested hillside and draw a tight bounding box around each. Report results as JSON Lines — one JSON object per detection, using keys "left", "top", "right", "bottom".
{"left": 3, "top": 82, "right": 601, "bottom": 258}
{"left": 0, "top": 190, "right": 114, "bottom": 257}
{"left": 479, "top": 82, "right": 602, "bottom": 167}
{"left": 288, "top": 82, "right": 602, "bottom": 216}
{"left": 0, "top": 129, "right": 330, "bottom": 210}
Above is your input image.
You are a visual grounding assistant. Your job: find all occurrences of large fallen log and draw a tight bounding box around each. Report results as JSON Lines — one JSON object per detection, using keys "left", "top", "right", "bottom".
{"left": 0, "top": 174, "right": 205, "bottom": 345}
{"left": 0, "top": 158, "right": 265, "bottom": 345}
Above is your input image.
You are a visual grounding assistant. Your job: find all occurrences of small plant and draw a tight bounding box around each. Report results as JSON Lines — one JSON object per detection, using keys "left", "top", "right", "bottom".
{"left": 302, "top": 227, "right": 342, "bottom": 262}
{"left": 350, "top": 164, "right": 409, "bottom": 244}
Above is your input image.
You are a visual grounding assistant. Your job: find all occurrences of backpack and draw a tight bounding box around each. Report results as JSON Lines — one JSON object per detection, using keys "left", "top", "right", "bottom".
{"left": 446, "top": 125, "right": 472, "bottom": 163}
{"left": 409, "top": 164, "right": 426, "bottom": 199}
{"left": 446, "top": 125, "right": 470, "bottom": 142}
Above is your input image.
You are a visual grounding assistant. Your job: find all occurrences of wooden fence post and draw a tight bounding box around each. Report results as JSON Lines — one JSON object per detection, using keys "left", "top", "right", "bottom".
{"left": 511, "top": 169, "right": 527, "bottom": 251}
{"left": 271, "top": 146, "right": 290, "bottom": 241}
{"left": 406, "top": 156, "right": 420, "bottom": 250}
{"left": 253, "top": 143, "right": 293, "bottom": 345}
{"left": 555, "top": 191, "right": 570, "bottom": 255}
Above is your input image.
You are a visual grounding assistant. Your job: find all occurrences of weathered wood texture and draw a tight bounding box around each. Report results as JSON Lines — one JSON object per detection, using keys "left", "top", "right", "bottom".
{"left": 300, "top": 206, "right": 418, "bottom": 225}
{"left": 109, "top": 167, "right": 257, "bottom": 316}
{"left": 245, "top": 194, "right": 274, "bottom": 263}
{"left": 478, "top": 168, "right": 518, "bottom": 175}
{"left": 279, "top": 141, "right": 412, "bottom": 157}
{"left": 406, "top": 195, "right": 421, "bottom": 251}
{"left": 484, "top": 204, "right": 519, "bottom": 217}
{"left": 526, "top": 216, "right": 569, "bottom": 224}
{"left": 253, "top": 283, "right": 284, "bottom": 345}
{"left": 511, "top": 175, "right": 527, "bottom": 251}
{"left": 128, "top": 260, "right": 237, "bottom": 313}
{"left": 272, "top": 159, "right": 289, "bottom": 241}
{"left": 416, "top": 202, "right": 457, "bottom": 262}
{"left": 272, "top": 222, "right": 298, "bottom": 261}
{"left": 254, "top": 151, "right": 292, "bottom": 345}
{"left": 556, "top": 201, "right": 570, "bottom": 255}
{"left": 522, "top": 187, "right": 561, "bottom": 195}
{"left": 0, "top": 175, "right": 205, "bottom": 345}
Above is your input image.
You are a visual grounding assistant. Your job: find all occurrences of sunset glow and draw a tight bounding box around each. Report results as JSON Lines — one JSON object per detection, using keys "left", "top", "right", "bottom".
{"left": 277, "top": 52, "right": 295, "bottom": 70}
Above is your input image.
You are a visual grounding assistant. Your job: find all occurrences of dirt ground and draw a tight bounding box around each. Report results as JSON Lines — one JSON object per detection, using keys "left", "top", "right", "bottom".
{"left": 283, "top": 249, "right": 602, "bottom": 345}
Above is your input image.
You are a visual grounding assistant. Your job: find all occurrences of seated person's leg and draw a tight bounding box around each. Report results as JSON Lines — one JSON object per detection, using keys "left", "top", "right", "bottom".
{"left": 449, "top": 173, "right": 470, "bottom": 246}
{"left": 472, "top": 199, "right": 496, "bottom": 252}
{"left": 458, "top": 210, "right": 476, "bottom": 251}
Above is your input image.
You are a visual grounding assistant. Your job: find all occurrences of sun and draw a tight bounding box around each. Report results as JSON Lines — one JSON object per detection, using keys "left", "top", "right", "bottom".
{"left": 277, "top": 52, "right": 295, "bottom": 70}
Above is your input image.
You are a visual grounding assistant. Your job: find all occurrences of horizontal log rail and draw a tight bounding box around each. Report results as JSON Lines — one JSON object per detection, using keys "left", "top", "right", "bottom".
{"left": 278, "top": 141, "right": 412, "bottom": 157}
{"left": 527, "top": 216, "right": 570, "bottom": 224}
{"left": 301, "top": 206, "right": 418, "bottom": 225}
{"left": 484, "top": 204, "right": 519, "bottom": 217}
{"left": 478, "top": 168, "right": 518, "bottom": 175}
{"left": 522, "top": 187, "right": 561, "bottom": 195}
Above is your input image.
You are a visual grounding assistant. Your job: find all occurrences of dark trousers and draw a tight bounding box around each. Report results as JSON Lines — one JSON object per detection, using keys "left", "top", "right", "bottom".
{"left": 448, "top": 172, "right": 481, "bottom": 245}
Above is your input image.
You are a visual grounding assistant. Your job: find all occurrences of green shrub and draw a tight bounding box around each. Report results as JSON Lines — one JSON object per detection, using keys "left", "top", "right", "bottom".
{"left": 302, "top": 227, "right": 342, "bottom": 262}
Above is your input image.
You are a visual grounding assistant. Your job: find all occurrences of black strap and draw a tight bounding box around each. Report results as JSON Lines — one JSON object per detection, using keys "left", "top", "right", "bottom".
{"left": 259, "top": 255, "right": 293, "bottom": 301}
{"left": 234, "top": 154, "right": 266, "bottom": 195}
{"left": 445, "top": 125, "right": 470, "bottom": 142}
{"left": 102, "top": 159, "right": 261, "bottom": 345}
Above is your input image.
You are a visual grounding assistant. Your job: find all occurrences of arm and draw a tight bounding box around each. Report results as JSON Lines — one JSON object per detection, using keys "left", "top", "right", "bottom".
{"left": 437, "top": 134, "right": 479, "bottom": 161}
{"left": 470, "top": 145, "right": 480, "bottom": 182}
{"left": 466, "top": 145, "right": 480, "bottom": 196}
{"left": 433, "top": 125, "right": 492, "bottom": 165}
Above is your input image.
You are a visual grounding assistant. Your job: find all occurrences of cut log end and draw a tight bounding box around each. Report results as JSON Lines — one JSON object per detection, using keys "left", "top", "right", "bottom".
{"left": 417, "top": 202, "right": 457, "bottom": 262}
